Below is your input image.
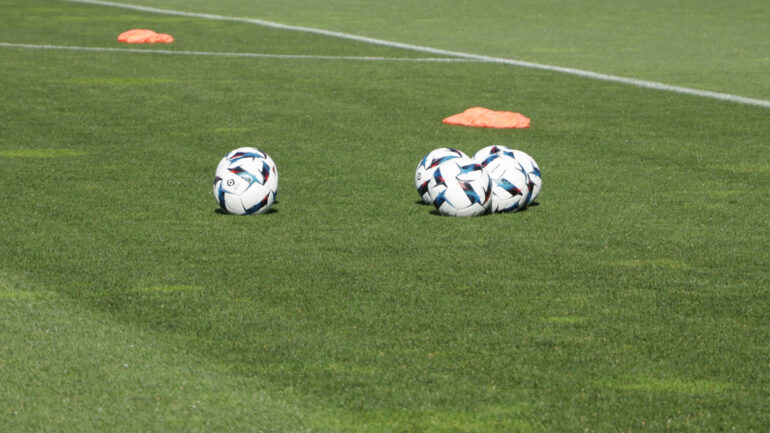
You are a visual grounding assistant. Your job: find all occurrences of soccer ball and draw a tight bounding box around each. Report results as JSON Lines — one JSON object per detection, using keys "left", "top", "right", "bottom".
{"left": 427, "top": 156, "right": 492, "bottom": 217}
{"left": 507, "top": 149, "right": 541, "bottom": 205}
{"left": 474, "top": 145, "right": 541, "bottom": 206}
{"left": 414, "top": 147, "right": 467, "bottom": 203}
{"left": 213, "top": 147, "right": 278, "bottom": 215}
{"left": 472, "top": 145, "right": 514, "bottom": 163}
{"left": 479, "top": 153, "right": 531, "bottom": 213}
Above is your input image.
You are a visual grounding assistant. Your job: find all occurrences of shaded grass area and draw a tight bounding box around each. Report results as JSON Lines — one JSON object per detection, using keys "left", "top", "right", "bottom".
{"left": 2, "top": 0, "right": 770, "bottom": 432}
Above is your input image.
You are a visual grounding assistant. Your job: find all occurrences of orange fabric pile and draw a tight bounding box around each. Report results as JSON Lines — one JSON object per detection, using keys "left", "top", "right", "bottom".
{"left": 442, "top": 107, "right": 530, "bottom": 129}
{"left": 118, "top": 29, "right": 174, "bottom": 44}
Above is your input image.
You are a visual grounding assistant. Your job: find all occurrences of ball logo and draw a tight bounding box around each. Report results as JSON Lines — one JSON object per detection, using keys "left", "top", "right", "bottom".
{"left": 226, "top": 179, "right": 235, "bottom": 187}
{"left": 416, "top": 172, "right": 422, "bottom": 181}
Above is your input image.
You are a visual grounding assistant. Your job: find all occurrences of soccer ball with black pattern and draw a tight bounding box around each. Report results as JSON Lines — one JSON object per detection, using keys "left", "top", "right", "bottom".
{"left": 472, "top": 145, "right": 515, "bottom": 164}
{"left": 414, "top": 147, "right": 467, "bottom": 204}
{"left": 507, "top": 149, "right": 541, "bottom": 206}
{"left": 474, "top": 145, "right": 541, "bottom": 207}
{"left": 480, "top": 152, "right": 530, "bottom": 213}
{"left": 427, "top": 156, "right": 492, "bottom": 217}
{"left": 213, "top": 147, "right": 278, "bottom": 215}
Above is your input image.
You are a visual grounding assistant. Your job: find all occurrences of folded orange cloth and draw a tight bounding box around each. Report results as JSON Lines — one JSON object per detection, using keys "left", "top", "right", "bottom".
{"left": 118, "top": 29, "right": 174, "bottom": 44}
{"left": 442, "top": 107, "right": 530, "bottom": 129}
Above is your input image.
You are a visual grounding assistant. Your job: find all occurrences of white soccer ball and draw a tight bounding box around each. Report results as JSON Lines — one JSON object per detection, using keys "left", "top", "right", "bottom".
{"left": 480, "top": 153, "right": 531, "bottom": 213}
{"left": 507, "top": 149, "right": 541, "bottom": 205}
{"left": 213, "top": 147, "right": 278, "bottom": 215}
{"left": 474, "top": 145, "right": 542, "bottom": 206}
{"left": 472, "top": 145, "right": 514, "bottom": 163}
{"left": 427, "top": 156, "right": 492, "bottom": 217}
{"left": 415, "top": 147, "right": 467, "bottom": 203}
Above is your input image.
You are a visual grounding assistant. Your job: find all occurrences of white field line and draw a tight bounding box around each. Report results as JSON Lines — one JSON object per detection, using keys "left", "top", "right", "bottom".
{"left": 0, "top": 42, "right": 472, "bottom": 63}
{"left": 48, "top": 0, "right": 770, "bottom": 108}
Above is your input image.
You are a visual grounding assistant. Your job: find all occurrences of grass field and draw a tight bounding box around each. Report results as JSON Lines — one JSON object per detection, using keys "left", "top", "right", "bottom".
{"left": 1, "top": 0, "right": 769, "bottom": 431}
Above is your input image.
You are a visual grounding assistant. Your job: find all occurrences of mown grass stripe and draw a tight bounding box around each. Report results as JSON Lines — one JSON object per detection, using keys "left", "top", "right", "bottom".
{"left": 0, "top": 148, "right": 86, "bottom": 158}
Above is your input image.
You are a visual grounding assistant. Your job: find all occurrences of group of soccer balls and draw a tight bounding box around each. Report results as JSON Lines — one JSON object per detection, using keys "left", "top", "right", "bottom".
{"left": 415, "top": 146, "right": 541, "bottom": 217}
{"left": 212, "top": 144, "right": 541, "bottom": 217}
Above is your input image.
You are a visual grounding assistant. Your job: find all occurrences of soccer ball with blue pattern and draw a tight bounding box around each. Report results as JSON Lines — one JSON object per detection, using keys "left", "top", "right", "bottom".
{"left": 479, "top": 152, "right": 530, "bottom": 213}
{"left": 507, "top": 149, "right": 541, "bottom": 206}
{"left": 472, "top": 145, "right": 515, "bottom": 164}
{"left": 474, "top": 145, "right": 541, "bottom": 207}
{"left": 414, "top": 147, "right": 467, "bottom": 203}
{"left": 427, "top": 156, "right": 492, "bottom": 217}
{"left": 213, "top": 147, "right": 278, "bottom": 215}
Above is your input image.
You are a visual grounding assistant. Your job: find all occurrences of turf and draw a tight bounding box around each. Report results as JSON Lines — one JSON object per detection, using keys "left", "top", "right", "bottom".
{"left": 1, "top": 0, "right": 769, "bottom": 432}
{"left": 82, "top": 0, "right": 770, "bottom": 100}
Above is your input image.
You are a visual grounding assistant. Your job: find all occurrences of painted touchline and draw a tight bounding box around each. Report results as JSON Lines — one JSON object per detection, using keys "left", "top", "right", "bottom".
{"left": 0, "top": 42, "right": 472, "bottom": 63}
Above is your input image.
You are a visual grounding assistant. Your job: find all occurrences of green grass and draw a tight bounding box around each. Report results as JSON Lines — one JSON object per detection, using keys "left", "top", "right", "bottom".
{"left": 88, "top": 0, "right": 770, "bottom": 100}
{"left": 1, "top": 0, "right": 769, "bottom": 431}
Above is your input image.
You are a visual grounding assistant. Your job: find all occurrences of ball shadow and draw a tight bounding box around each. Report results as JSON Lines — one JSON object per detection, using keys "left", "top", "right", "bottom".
{"left": 428, "top": 209, "right": 493, "bottom": 218}
{"left": 214, "top": 207, "right": 279, "bottom": 216}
